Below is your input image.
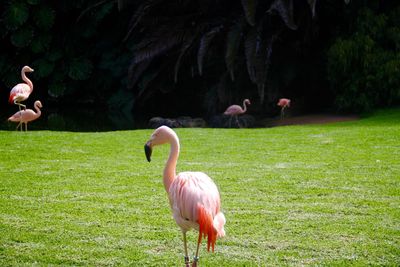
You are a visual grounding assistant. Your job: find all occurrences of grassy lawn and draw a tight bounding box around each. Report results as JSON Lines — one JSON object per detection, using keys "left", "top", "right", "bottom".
{"left": 0, "top": 109, "right": 399, "bottom": 266}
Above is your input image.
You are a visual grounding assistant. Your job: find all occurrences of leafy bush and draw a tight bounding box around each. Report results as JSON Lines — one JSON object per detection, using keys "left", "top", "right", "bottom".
{"left": 0, "top": 0, "right": 131, "bottom": 110}
{"left": 327, "top": 7, "right": 400, "bottom": 112}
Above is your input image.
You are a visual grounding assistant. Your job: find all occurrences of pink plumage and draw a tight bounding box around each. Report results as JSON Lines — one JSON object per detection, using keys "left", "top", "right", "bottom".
{"left": 8, "top": 100, "right": 42, "bottom": 131}
{"left": 277, "top": 98, "right": 290, "bottom": 108}
{"left": 223, "top": 98, "right": 250, "bottom": 116}
{"left": 9, "top": 66, "right": 34, "bottom": 106}
{"left": 169, "top": 172, "right": 225, "bottom": 252}
{"left": 144, "top": 126, "right": 225, "bottom": 266}
{"left": 277, "top": 98, "right": 291, "bottom": 119}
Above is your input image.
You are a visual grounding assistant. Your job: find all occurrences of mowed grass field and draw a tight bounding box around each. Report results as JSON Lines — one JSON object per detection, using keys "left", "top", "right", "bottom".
{"left": 0, "top": 109, "right": 399, "bottom": 266}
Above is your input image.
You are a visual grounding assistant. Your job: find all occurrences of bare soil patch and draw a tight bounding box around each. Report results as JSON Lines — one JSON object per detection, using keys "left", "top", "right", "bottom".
{"left": 259, "top": 114, "right": 360, "bottom": 127}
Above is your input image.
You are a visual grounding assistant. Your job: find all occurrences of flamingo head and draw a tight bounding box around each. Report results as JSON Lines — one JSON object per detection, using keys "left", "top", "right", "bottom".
{"left": 244, "top": 99, "right": 251, "bottom": 105}
{"left": 22, "top": 66, "right": 34, "bottom": 73}
{"left": 144, "top": 126, "right": 178, "bottom": 162}
{"left": 34, "top": 100, "right": 43, "bottom": 109}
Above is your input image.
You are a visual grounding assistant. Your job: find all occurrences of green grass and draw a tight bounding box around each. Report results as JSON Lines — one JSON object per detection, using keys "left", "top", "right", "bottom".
{"left": 0, "top": 109, "right": 399, "bottom": 266}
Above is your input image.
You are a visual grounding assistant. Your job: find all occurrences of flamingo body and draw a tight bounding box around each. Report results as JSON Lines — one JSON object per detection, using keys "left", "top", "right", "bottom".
{"left": 8, "top": 66, "right": 34, "bottom": 107}
{"left": 144, "top": 126, "right": 225, "bottom": 266}
{"left": 8, "top": 100, "right": 42, "bottom": 131}
{"left": 277, "top": 98, "right": 291, "bottom": 119}
{"left": 169, "top": 171, "right": 225, "bottom": 251}
{"left": 8, "top": 83, "right": 31, "bottom": 104}
{"left": 277, "top": 98, "right": 290, "bottom": 108}
{"left": 223, "top": 99, "right": 250, "bottom": 116}
{"left": 223, "top": 99, "right": 251, "bottom": 127}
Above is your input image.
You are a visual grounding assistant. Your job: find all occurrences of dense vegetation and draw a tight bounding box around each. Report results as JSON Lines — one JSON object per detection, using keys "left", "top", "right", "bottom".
{"left": 0, "top": 0, "right": 399, "bottom": 121}
{"left": 328, "top": 5, "right": 400, "bottom": 112}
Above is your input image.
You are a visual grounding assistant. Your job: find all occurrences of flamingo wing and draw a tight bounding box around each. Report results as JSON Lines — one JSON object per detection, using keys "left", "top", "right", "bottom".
{"left": 169, "top": 171, "right": 225, "bottom": 251}
{"left": 8, "top": 109, "right": 37, "bottom": 122}
{"left": 9, "top": 83, "right": 31, "bottom": 103}
{"left": 223, "top": 105, "right": 242, "bottom": 115}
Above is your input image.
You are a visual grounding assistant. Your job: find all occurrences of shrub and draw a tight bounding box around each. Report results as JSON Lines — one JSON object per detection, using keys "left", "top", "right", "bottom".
{"left": 327, "top": 7, "right": 400, "bottom": 112}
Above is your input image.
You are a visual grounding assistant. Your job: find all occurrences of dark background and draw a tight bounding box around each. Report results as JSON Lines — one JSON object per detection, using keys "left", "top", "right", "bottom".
{"left": 1, "top": 0, "right": 399, "bottom": 130}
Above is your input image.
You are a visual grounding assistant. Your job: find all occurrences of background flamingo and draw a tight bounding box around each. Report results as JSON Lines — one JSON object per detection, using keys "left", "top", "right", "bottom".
{"left": 8, "top": 100, "right": 42, "bottom": 131}
{"left": 277, "top": 98, "right": 291, "bottom": 119}
{"left": 223, "top": 98, "right": 251, "bottom": 127}
{"left": 8, "top": 66, "right": 34, "bottom": 112}
{"left": 144, "top": 126, "right": 225, "bottom": 267}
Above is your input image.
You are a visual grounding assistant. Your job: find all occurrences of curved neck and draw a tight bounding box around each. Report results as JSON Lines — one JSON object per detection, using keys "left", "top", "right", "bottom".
{"left": 21, "top": 70, "right": 33, "bottom": 91}
{"left": 242, "top": 100, "right": 247, "bottom": 113}
{"left": 34, "top": 104, "right": 41, "bottom": 117}
{"left": 163, "top": 134, "right": 180, "bottom": 192}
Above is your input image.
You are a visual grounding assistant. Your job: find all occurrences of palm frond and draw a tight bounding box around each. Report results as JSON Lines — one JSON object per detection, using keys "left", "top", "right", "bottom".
{"left": 244, "top": 27, "right": 258, "bottom": 83}
{"left": 268, "top": 0, "right": 297, "bottom": 30}
{"left": 123, "top": 0, "right": 161, "bottom": 42}
{"left": 117, "top": 0, "right": 131, "bottom": 11}
{"left": 225, "top": 19, "right": 245, "bottom": 81}
{"left": 128, "top": 59, "right": 152, "bottom": 89}
{"left": 254, "top": 35, "right": 275, "bottom": 103}
{"left": 197, "top": 26, "right": 223, "bottom": 76}
{"left": 307, "top": 0, "right": 317, "bottom": 17}
{"left": 131, "top": 23, "right": 185, "bottom": 66}
{"left": 241, "top": 0, "right": 257, "bottom": 26}
{"left": 77, "top": 0, "right": 113, "bottom": 23}
{"left": 174, "top": 34, "right": 196, "bottom": 83}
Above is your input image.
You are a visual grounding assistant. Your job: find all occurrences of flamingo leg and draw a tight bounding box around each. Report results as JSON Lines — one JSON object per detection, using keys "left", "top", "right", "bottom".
{"left": 183, "top": 232, "right": 190, "bottom": 267}
{"left": 280, "top": 107, "right": 285, "bottom": 120}
{"left": 25, "top": 122, "right": 28, "bottom": 132}
{"left": 16, "top": 122, "right": 22, "bottom": 131}
{"left": 235, "top": 115, "right": 242, "bottom": 128}
{"left": 192, "top": 232, "right": 201, "bottom": 267}
{"left": 14, "top": 101, "right": 26, "bottom": 111}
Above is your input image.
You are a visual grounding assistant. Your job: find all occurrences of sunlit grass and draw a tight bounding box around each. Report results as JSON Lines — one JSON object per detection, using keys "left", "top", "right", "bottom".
{"left": 0, "top": 109, "right": 399, "bottom": 266}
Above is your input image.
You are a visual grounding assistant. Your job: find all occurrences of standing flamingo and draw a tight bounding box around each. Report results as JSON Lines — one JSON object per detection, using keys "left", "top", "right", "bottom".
{"left": 277, "top": 98, "right": 291, "bottom": 119}
{"left": 223, "top": 98, "right": 251, "bottom": 127}
{"left": 8, "top": 100, "right": 42, "bottom": 131}
{"left": 144, "top": 126, "right": 226, "bottom": 267}
{"left": 8, "top": 66, "right": 34, "bottom": 112}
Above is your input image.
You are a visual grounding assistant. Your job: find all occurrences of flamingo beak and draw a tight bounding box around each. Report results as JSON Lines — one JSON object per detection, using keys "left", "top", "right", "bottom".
{"left": 144, "top": 142, "right": 152, "bottom": 162}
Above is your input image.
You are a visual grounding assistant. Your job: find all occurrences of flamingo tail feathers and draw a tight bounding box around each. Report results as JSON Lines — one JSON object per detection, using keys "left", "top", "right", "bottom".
{"left": 197, "top": 205, "right": 226, "bottom": 252}
{"left": 9, "top": 93, "right": 16, "bottom": 104}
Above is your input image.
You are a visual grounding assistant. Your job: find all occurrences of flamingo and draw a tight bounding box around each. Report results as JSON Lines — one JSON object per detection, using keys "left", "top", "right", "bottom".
{"left": 277, "top": 98, "right": 291, "bottom": 119}
{"left": 223, "top": 98, "right": 251, "bottom": 127}
{"left": 8, "top": 100, "right": 42, "bottom": 131}
{"left": 144, "top": 126, "right": 226, "bottom": 267}
{"left": 8, "top": 66, "right": 34, "bottom": 112}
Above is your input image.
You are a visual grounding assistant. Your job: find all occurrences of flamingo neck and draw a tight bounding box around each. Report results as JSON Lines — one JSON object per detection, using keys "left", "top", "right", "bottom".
{"left": 34, "top": 104, "right": 41, "bottom": 117}
{"left": 242, "top": 100, "right": 247, "bottom": 113}
{"left": 163, "top": 133, "right": 180, "bottom": 192}
{"left": 21, "top": 70, "right": 33, "bottom": 91}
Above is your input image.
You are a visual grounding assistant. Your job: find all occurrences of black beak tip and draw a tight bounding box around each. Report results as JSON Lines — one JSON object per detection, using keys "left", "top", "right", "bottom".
{"left": 144, "top": 144, "right": 152, "bottom": 162}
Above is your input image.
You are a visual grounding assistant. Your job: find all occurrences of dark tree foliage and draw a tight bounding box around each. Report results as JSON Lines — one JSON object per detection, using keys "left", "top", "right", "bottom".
{"left": 0, "top": 0, "right": 133, "bottom": 115}
{"left": 1, "top": 0, "right": 398, "bottom": 125}
{"left": 123, "top": 0, "right": 321, "bottom": 117}
{"left": 327, "top": 1, "right": 400, "bottom": 112}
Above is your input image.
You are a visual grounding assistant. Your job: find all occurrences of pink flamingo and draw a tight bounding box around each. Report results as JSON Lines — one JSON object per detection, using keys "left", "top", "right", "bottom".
{"left": 8, "top": 100, "right": 42, "bottom": 131}
{"left": 277, "top": 98, "right": 291, "bottom": 119}
{"left": 223, "top": 98, "right": 251, "bottom": 127}
{"left": 8, "top": 66, "right": 34, "bottom": 112}
{"left": 144, "top": 126, "right": 225, "bottom": 267}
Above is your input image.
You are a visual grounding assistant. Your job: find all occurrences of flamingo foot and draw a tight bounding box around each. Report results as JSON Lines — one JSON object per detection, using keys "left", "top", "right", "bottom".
{"left": 191, "top": 256, "right": 199, "bottom": 267}
{"left": 184, "top": 256, "right": 190, "bottom": 267}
